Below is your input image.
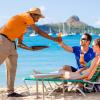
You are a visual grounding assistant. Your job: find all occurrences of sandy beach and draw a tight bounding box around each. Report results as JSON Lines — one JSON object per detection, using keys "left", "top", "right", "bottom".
{"left": 0, "top": 84, "right": 100, "bottom": 100}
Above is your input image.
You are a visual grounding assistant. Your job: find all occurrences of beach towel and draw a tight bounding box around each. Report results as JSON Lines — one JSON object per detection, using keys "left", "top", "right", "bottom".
{"left": 33, "top": 73, "right": 62, "bottom": 78}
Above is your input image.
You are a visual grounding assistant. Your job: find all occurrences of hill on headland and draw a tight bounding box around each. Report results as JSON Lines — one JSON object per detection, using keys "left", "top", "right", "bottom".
{"left": 29, "top": 15, "right": 100, "bottom": 35}
{"left": 66, "top": 15, "right": 86, "bottom": 27}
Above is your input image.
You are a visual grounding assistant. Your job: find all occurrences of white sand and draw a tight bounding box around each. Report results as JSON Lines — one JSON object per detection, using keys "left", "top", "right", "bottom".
{"left": 0, "top": 84, "right": 100, "bottom": 100}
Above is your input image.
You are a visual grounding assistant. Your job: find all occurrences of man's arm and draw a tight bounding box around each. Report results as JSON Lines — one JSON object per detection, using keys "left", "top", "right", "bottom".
{"left": 58, "top": 42, "right": 73, "bottom": 53}
{"left": 18, "top": 38, "right": 48, "bottom": 51}
{"left": 18, "top": 38, "right": 33, "bottom": 50}
{"left": 56, "top": 33, "right": 73, "bottom": 53}
{"left": 31, "top": 24, "right": 59, "bottom": 42}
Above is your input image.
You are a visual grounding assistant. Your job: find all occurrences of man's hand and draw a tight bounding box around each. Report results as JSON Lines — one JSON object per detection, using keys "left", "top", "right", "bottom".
{"left": 54, "top": 37, "right": 62, "bottom": 43}
{"left": 55, "top": 32, "right": 63, "bottom": 43}
{"left": 18, "top": 43, "right": 32, "bottom": 50}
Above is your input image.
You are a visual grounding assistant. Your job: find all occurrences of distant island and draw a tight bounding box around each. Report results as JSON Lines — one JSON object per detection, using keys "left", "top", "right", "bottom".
{"left": 28, "top": 15, "right": 100, "bottom": 36}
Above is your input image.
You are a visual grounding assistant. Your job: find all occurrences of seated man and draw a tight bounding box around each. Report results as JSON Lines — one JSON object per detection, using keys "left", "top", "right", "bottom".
{"left": 59, "top": 38, "right": 100, "bottom": 80}
{"left": 58, "top": 33, "right": 95, "bottom": 73}
{"left": 33, "top": 38, "right": 100, "bottom": 80}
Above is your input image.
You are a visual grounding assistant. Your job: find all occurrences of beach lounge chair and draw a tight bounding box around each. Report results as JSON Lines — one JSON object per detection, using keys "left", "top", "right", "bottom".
{"left": 83, "top": 65, "right": 100, "bottom": 92}
{"left": 23, "top": 64, "right": 100, "bottom": 98}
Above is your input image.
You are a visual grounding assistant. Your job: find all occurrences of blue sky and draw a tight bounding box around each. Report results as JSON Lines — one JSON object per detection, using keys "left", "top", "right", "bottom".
{"left": 0, "top": 0, "right": 100, "bottom": 28}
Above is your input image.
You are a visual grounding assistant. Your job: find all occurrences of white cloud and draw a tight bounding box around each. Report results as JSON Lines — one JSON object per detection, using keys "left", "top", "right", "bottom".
{"left": 0, "top": 16, "right": 9, "bottom": 27}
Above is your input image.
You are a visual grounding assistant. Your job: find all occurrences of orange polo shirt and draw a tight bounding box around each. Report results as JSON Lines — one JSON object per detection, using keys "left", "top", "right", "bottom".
{"left": 0, "top": 12, "right": 35, "bottom": 41}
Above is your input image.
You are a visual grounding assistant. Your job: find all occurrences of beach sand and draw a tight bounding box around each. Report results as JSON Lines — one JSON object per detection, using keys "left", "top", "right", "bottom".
{"left": 0, "top": 84, "right": 100, "bottom": 100}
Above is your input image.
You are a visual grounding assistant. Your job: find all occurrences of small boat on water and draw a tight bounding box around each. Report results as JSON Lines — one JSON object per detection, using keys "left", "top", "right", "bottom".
{"left": 48, "top": 27, "right": 53, "bottom": 35}
{"left": 30, "top": 31, "right": 38, "bottom": 37}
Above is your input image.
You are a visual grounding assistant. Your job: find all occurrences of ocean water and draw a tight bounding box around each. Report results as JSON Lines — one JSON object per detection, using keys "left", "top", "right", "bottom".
{"left": 0, "top": 34, "right": 99, "bottom": 87}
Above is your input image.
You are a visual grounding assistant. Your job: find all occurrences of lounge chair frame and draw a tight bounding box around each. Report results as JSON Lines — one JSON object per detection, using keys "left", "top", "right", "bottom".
{"left": 23, "top": 65, "right": 100, "bottom": 99}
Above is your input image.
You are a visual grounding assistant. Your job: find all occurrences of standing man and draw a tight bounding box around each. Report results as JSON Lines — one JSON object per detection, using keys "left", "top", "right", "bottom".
{"left": 0, "top": 8, "right": 59, "bottom": 97}
{"left": 58, "top": 33, "right": 95, "bottom": 73}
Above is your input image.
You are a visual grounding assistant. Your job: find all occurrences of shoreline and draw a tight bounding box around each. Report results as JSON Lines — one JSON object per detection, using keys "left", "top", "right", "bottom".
{"left": 0, "top": 84, "right": 100, "bottom": 100}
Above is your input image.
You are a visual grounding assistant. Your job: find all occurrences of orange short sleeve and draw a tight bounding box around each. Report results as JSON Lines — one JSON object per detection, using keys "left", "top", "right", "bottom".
{"left": 0, "top": 13, "right": 35, "bottom": 41}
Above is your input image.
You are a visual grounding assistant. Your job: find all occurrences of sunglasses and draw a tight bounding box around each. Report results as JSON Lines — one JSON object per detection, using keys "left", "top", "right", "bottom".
{"left": 80, "top": 38, "right": 88, "bottom": 41}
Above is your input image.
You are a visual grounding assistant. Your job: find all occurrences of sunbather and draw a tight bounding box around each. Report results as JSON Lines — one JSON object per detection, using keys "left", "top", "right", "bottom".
{"left": 33, "top": 38, "right": 100, "bottom": 80}
{"left": 57, "top": 33, "right": 95, "bottom": 73}
{"left": 59, "top": 38, "right": 100, "bottom": 80}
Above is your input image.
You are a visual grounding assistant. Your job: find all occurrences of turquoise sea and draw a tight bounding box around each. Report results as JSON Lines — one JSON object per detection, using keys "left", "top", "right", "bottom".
{"left": 0, "top": 34, "right": 99, "bottom": 87}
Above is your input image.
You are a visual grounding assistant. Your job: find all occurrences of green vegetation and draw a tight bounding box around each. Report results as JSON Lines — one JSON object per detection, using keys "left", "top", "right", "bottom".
{"left": 42, "top": 15, "right": 100, "bottom": 35}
